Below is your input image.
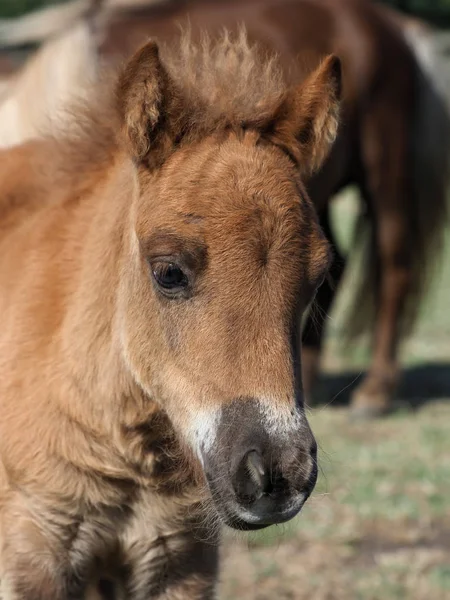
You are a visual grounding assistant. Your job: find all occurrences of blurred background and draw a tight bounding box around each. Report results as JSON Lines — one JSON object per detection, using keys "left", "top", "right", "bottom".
{"left": 1, "top": 1, "right": 449, "bottom": 598}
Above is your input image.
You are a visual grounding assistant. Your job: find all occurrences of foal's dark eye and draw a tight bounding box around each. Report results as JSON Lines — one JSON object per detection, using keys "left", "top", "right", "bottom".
{"left": 151, "top": 262, "right": 189, "bottom": 296}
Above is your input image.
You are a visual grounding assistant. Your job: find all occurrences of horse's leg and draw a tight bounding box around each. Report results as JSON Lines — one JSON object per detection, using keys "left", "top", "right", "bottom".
{"left": 123, "top": 543, "right": 218, "bottom": 600}
{"left": 122, "top": 519, "right": 219, "bottom": 600}
{"left": 302, "top": 207, "right": 347, "bottom": 403}
{"left": 0, "top": 517, "right": 89, "bottom": 600}
{"left": 350, "top": 104, "right": 412, "bottom": 418}
{"left": 0, "top": 495, "right": 111, "bottom": 600}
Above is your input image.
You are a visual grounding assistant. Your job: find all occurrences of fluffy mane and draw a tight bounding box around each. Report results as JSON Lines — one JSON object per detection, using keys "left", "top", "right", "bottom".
{"left": 160, "top": 29, "right": 287, "bottom": 129}
{"left": 55, "top": 30, "right": 291, "bottom": 174}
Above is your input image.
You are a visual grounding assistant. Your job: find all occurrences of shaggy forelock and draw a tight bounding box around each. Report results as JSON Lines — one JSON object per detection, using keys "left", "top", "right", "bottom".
{"left": 51, "top": 29, "right": 292, "bottom": 174}
{"left": 160, "top": 29, "right": 288, "bottom": 129}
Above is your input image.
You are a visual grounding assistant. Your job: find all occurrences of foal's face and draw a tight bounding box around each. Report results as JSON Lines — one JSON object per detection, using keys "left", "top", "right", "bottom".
{"left": 124, "top": 134, "right": 330, "bottom": 529}
{"left": 116, "top": 40, "right": 341, "bottom": 529}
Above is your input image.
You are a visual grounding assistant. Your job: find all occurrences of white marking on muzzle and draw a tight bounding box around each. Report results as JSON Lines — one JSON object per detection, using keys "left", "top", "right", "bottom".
{"left": 189, "top": 407, "right": 221, "bottom": 464}
{"left": 257, "top": 398, "right": 304, "bottom": 439}
{"left": 189, "top": 399, "right": 303, "bottom": 464}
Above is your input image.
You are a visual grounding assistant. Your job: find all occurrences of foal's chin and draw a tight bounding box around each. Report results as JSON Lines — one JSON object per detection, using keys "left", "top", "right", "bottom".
{"left": 214, "top": 493, "right": 309, "bottom": 532}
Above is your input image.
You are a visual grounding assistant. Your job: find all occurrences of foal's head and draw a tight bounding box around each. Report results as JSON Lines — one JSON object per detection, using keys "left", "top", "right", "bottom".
{"left": 116, "top": 34, "right": 341, "bottom": 529}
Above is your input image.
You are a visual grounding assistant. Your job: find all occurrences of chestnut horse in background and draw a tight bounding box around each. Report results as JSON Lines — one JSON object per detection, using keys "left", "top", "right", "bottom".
{"left": 0, "top": 31, "right": 341, "bottom": 598}
{"left": 1, "top": 0, "right": 449, "bottom": 419}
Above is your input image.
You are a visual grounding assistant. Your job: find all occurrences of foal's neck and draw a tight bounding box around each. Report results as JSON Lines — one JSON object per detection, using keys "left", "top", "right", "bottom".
{"left": 55, "top": 153, "right": 198, "bottom": 485}
{"left": 57, "top": 155, "right": 145, "bottom": 424}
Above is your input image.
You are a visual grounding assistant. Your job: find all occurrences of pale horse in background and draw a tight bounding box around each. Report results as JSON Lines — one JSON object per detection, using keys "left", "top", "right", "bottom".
{"left": 0, "top": 0, "right": 169, "bottom": 48}
{"left": 0, "top": 19, "right": 99, "bottom": 148}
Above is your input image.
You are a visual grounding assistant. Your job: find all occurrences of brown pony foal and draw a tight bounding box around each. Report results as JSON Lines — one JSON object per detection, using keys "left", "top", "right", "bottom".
{"left": 0, "top": 33, "right": 340, "bottom": 598}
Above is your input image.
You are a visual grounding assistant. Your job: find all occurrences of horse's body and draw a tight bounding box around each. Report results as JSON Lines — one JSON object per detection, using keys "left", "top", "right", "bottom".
{"left": 0, "top": 32, "right": 341, "bottom": 598}
{"left": 8, "top": 0, "right": 446, "bottom": 417}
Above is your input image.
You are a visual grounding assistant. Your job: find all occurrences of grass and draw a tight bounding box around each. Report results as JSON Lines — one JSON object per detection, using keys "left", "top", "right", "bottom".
{"left": 220, "top": 187, "right": 450, "bottom": 599}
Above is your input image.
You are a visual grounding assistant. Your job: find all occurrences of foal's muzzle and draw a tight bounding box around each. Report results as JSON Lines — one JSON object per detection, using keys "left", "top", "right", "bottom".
{"left": 202, "top": 398, "right": 317, "bottom": 530}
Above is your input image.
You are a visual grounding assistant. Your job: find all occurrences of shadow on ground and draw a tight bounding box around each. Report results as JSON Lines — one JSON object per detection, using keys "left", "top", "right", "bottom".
{"left": 314, "top": 362, "right": 450, "bottom": 409}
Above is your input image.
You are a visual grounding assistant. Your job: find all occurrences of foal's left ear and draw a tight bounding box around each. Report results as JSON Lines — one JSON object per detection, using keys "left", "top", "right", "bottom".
{"left": 116, "top": 41, "right": 182, "bottom": 164}
{"left": 275, "top": 55, "right": 342, "bottom": 177}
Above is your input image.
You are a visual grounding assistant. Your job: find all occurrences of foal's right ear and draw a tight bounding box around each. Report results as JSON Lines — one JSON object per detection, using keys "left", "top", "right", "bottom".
{"left": 116, "top": 41, "right": 181, "bottom": 164}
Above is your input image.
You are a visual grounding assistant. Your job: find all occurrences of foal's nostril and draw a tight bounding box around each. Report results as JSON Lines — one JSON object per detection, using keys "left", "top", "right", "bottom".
{"left": 246, "top": 450, "right": 271, "bottom": 497}
{"left": 234, "top": 449, "right": 272, "bottom": 501}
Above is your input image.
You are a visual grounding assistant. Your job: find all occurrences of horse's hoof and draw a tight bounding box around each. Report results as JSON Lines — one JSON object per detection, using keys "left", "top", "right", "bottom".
{"left": 349, "top": 382, "right": 394, "bottom": 419}
{"left": 349, "top": 367, "right": 400, "bottom": 420}
{"left": 348, "top": 397, "right": 392, "bottom": 421}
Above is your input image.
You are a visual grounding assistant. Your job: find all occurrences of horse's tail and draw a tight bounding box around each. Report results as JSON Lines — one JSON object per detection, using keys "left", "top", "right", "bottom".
{"left": 345, "top": 17, "right": 450, "bottom": 341}
{"left": 392, "top": 19, "right": 450, "bottom": 331}
{"left": 0, "top": 0, "right": 170, "bottom": 49}
{"left": 407, "top": 22, "right": 450, "bottom": 259}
